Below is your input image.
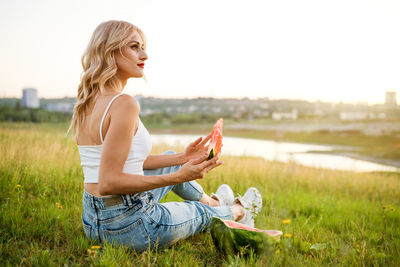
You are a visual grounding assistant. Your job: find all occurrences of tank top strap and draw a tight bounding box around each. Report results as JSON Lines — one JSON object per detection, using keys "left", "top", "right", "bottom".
{"left": 99, "top": 93, "right": 126, "bottom": 144}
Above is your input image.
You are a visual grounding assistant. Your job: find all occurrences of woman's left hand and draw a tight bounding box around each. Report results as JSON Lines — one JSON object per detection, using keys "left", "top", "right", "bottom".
{"left": 184, "top": 133, "right": 212, "bottom": 162}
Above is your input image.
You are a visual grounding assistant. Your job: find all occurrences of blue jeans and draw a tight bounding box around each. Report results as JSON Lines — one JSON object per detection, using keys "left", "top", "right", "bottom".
{"left": 82, "top": 151, "right": 233, "bottom": 251}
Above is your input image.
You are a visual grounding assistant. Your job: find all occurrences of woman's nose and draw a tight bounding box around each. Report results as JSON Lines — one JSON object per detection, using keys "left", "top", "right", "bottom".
{"left": 140, "top": 51, "right": 148, "bottom": 61}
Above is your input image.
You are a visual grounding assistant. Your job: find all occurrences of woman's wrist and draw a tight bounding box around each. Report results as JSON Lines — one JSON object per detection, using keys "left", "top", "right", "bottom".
{"left": 169, "top": 168, "right": 186, "bottom": 184}
{"left": 178, "top": 152, "right": 188, "bottom": 165}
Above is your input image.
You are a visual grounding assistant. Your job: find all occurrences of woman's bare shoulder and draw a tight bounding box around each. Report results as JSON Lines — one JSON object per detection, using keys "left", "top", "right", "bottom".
{"left": 103, "top": 94, "right": 140, "bottom": 140}
{"left": 110, "top": 94, "right": 140, "bottom": 115}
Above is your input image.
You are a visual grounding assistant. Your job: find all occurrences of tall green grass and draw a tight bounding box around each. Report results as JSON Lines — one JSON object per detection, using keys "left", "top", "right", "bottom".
{"left": 0, "top": 123, "right": 399, "bottom": 266}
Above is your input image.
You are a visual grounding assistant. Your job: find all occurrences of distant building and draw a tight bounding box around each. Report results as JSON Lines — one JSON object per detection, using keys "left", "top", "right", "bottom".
{"left": 21, "top": 88, "right": 40, "bottom": 108}
{"left": 45, "top": 102, "right": 74, "bottom": 113}
{"left": 140, "top": 108, "right": 155, "bottom": 116}
{"left": 188, "top": 105, "right": 198, "bottom": 113}
{"left": 253, "top": 109, "right": 270, "bottom": 117}
{"left": 272, "top": 109, "right": 298, "bottom": 120}
{"left": 385, "top": 91, "right": 397, "bottom": 107}
{"left": 339, "top": 112, "right": 386, "bottom": 121}
{"left": 339, "top": 112, "right": 368, "bottom": 121}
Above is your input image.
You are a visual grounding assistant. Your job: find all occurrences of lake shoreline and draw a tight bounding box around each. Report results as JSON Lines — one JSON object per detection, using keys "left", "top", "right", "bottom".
{"left": 310, "top": 150, "right": 400, "bottom": 169}
{"left": 149, "top": 128, "right": 400, "bottom": 170}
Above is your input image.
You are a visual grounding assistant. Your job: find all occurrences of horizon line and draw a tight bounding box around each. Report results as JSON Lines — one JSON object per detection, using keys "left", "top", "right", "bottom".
{"left": 0, "top": 94, "right": 393, "bottom": 106}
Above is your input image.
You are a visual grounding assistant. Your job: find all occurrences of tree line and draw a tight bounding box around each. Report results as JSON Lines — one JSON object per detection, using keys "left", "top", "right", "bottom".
{"left": 0, "top": 102, "right": 71, "bottom": 123}
{"left": 0, "top": 102, "right": 220, "bottom": 125}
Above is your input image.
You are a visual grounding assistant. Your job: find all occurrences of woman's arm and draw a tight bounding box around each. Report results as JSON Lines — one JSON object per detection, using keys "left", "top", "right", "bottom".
{"left": 143, "top": 153, "right": 187, "bottom": 170}
{"left": 98, "top": 95, "right": 222, "bottom": 195}
{"left": 100, "top": 153, "right": 219, "bottom": 195}
{"left": 143, "top": 134, "right": 212, "bottom": 170}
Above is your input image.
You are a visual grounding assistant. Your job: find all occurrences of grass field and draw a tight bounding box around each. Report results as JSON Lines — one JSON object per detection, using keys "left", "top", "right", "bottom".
{"left": 1, "top": 122, "right": 399, "bottom": 266}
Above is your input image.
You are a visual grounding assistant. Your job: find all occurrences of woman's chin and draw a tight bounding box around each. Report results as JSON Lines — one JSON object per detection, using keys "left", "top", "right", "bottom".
{"left": 131, "top": 72, "right": 144, "bottom": 78}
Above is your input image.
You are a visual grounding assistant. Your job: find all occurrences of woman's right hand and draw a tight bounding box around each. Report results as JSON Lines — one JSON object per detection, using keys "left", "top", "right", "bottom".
{"left": 176, "top": 153, "right": 223, "bottom": 182}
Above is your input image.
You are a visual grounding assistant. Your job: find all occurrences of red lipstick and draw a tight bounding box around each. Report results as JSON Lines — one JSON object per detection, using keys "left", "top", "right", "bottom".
{"left": 137, "top": 63, "right": 145, "bottom": 68}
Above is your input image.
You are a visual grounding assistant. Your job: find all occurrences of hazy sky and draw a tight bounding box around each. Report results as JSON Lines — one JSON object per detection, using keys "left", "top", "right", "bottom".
{"left": 0, "top": 0, "right": 399, "bottom": 104}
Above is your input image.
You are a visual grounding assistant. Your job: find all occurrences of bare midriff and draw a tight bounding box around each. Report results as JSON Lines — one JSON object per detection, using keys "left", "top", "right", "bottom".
{"left": 84, "top": 183, "right": 113, "bottom": 197}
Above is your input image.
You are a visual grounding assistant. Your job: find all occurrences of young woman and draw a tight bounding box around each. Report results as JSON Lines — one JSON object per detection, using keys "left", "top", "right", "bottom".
{"left": 67, "top": 20, "right": 262, "bottom": 251}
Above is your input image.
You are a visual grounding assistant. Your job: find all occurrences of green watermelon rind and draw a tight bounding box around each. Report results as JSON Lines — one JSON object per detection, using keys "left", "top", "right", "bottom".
{"left": 210, "top": 217, "right": 278, "bottom": 257}
{"left": 207, "top": 147, "right": 215, "bottom": 160}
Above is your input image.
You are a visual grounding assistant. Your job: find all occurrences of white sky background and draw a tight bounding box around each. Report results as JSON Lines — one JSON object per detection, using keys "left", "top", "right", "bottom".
{"left": 0, "top": 0, "right": 399, "bottom": 104}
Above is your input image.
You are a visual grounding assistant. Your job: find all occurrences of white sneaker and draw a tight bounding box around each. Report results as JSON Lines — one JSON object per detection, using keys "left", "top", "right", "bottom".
{"left": 235, "top": 187, "right": 262, "bottom": 228}
{"left": 210, "top": 184, "right": 235, "bottom": 206}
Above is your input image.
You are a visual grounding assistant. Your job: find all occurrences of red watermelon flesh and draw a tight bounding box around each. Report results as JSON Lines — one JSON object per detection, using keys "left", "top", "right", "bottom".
{"left": 207, "top": 118, "right": 223, "bottom": 160}
{"left": 222, "top": 219, "right": 282, "bottom": 241}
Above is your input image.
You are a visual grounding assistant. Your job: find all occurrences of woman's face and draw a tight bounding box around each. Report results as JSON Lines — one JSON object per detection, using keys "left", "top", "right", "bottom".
{"left": 114, "top": 30, "right": 148, "bottom": 79}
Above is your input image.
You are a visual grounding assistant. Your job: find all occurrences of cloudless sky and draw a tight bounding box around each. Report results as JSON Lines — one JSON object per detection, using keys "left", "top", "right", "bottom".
{"left": 0, "top": 0, "right": 399, "bottom": 104}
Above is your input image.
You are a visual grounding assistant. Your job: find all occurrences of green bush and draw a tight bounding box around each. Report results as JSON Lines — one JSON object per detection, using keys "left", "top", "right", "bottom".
{"left": 0, "top": 105, "right": 71, "bottom": 123}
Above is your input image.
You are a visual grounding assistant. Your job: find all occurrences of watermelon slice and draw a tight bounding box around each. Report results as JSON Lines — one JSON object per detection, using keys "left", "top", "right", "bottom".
{"left": 207, "top": 118, "right": 223, "bottom": 160}
{"left": 210, "top": 217, "right": 282, "bottom": 257}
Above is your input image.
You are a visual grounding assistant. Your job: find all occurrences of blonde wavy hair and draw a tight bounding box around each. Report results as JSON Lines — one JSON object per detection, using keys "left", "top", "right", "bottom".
{"left": 66, "top": 20, "right": 146, "bottom": 139}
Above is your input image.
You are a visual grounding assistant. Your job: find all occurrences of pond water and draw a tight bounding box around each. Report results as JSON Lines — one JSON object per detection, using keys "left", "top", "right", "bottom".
{"left": 151, "top": 134, "right": 399, "bottom": 173}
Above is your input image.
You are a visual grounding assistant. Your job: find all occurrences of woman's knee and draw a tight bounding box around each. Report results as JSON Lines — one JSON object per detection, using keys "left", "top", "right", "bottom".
{"left": 172, "top": 181, "right": 204, "bottom": 201}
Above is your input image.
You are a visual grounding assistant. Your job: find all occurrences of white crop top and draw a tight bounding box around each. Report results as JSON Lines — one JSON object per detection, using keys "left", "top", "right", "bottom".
{"left": 77, "top": 93, "right": 152, "bottom": 183}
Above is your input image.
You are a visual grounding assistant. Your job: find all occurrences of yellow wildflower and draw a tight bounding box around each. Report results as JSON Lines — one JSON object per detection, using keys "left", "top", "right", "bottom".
{"left": 16, "top": 184, "right": 22, "bottom": 188}
{"left": 87, "top": 248, "right": 96, "bottom": 255}
{"left": 355, "top": 244, "right": 360, "bottom": 248}
{"left": 383, "top": 204, "right": 396, "bottom": 212}
{"left": 284, "top": 233, "right": 292, "bottom": 238}
{"left": 275, "top": 249, "right": 280, "bottom": 254}
{"left": 91, "top": 245, "right": 100, "bottom": 249}
{"left": 282, "top": 219, "right": 291, "bottom": 224}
